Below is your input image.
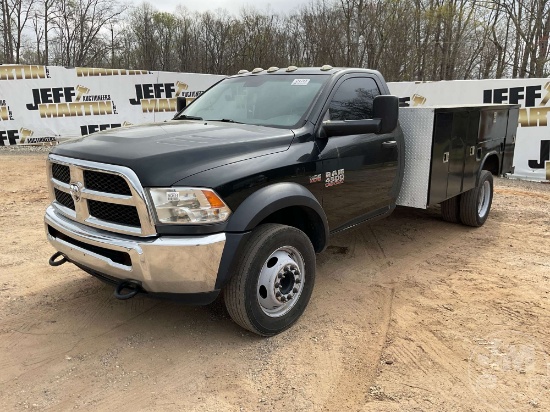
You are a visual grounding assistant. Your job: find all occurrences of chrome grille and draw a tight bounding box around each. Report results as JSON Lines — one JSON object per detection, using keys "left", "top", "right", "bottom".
{"left": 47, "top": 154, "right": 156, "bottom": 236}
{"left": 54, "top": 188, "right": 75, "bottom": 210}
{"left": 88, "top": 200, "right": 141, "bottom": 227}
{"left": 52, "top": 163, "right": 71, "bottom": 184}
{"left": 84, "top": 170, "right": 132, "bottom": 196}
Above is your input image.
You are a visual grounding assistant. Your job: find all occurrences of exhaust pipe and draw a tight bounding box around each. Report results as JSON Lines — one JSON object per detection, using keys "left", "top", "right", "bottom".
{"left": 114, "top": 280, "right": 143, "bottom": 300}
{"left": 49, "top": 251, "right": 68, "bottom": 267}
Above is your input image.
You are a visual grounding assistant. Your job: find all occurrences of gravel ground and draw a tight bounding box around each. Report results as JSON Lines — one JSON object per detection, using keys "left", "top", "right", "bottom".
{"left": 0, "top": 144, "right": 55, "bottom": 155}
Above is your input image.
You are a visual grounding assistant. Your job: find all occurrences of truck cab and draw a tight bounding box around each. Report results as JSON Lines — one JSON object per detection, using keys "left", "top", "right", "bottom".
{"left": 171, "top": 66, "right": 403, "bottom": 233}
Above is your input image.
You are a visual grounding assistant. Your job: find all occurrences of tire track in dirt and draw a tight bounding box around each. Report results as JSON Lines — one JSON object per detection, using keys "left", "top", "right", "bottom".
{"left": 320, "top": 286, "right": 395, "bottom": 411}
{"left": 365, "top": 186, "right": 550, "bottom": 411}
{"left": 316, "top": 212, "right": 479, "bottom": 410}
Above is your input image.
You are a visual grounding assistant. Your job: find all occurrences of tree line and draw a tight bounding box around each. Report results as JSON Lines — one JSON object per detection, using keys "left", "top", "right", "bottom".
{"left": 1, "top": 0, "right": 549, "bottom": 81}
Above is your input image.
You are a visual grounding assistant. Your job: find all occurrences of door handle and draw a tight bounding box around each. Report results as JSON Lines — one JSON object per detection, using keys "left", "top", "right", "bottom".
{"left": 382, "top": 140, "right": 397, "bottom": 149}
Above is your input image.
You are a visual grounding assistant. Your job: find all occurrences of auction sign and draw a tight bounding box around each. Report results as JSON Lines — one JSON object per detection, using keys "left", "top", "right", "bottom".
{"left": 0, "top": 65, "right": 224, "bottom": 146}
{"left": 389, "top": 79, "right": 550, "bottom": 182}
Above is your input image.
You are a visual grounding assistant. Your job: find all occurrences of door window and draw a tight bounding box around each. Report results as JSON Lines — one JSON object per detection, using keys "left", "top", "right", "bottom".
{"left": 328, "top": 78, "right": 380, "bottom": 121}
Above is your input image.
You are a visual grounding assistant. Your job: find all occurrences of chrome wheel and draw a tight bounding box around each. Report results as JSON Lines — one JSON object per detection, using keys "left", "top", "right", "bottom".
{"left": 256, "top": 246, "right": 305, "bottom": 318}
{"left": 478, "top": 180, "right": 491, "bottom": 217}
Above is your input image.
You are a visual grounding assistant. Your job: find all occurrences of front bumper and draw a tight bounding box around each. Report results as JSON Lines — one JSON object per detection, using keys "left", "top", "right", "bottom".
{"left": 45, "top": 205, "right": 226, "bottom": 295}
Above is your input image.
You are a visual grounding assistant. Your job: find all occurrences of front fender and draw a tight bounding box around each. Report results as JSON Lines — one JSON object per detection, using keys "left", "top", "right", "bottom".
{"left": 226, "top": 182, "right": 328, "bottom": 236}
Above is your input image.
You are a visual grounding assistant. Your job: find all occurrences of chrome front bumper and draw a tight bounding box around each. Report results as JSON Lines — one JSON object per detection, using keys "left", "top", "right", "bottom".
{"left": 44, "top": 205, "right": 226, "bottom": 294}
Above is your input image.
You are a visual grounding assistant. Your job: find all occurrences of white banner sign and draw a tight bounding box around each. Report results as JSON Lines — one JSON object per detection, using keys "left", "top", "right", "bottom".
{"left": 1, "top": 67, "right": 547, "bottom": 182}
{"left": 0, "top": 65, "right": 224, "bottom": 145}
{"left": 388, "top": 79, "right": 550, "bottom": 182}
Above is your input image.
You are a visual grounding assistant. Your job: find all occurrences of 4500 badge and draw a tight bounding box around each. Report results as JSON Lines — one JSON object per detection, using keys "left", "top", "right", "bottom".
{"left": 325, "top": 169, "right": 345, "bottom": 187}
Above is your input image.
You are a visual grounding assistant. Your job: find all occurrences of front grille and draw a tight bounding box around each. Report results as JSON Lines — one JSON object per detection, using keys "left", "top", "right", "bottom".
{"left": 47, "top": 156, "right": 155, "bottom": 236}
{"left": 84, "top": 170, "right": 132, "bottom": 195}
{"left": 52, "top": 163, "right": 70, "bottom": 183}
{"left": 55, "top": 188, "right": 75, "bottom": 210}
{"left": 88, "top": 200, "right": 140, "bottom": 227}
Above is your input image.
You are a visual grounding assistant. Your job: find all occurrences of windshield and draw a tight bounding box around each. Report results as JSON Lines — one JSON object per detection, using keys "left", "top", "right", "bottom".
{"left": 178, "top": 74, "right": 329, "bottom": 128}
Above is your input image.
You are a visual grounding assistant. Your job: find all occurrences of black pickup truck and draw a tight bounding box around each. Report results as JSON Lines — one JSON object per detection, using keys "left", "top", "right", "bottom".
{"left": 45, "top": 66, "right": 518, "bottom": 335}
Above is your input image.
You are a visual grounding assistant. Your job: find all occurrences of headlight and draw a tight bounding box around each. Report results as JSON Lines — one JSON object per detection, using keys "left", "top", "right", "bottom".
{"left": 148, "top": 188, "right": 231, "bottom": 224}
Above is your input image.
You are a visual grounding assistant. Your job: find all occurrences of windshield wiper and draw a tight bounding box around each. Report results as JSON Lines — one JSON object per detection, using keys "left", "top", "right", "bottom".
{"left": 176, "top": 115, "right": 203, "bottom": 120}
{"left": 206, "top": 118, "right": 242, "bottom": 124}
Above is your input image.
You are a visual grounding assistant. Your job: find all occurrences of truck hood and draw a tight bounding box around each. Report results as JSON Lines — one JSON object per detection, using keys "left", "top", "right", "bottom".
{"left": 52, "top": 120, "right": 295, "bottom": 186}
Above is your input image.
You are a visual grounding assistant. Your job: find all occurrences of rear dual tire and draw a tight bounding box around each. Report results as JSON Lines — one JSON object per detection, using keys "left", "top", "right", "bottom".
{"left": 441, "top": 195, "right": 461, "bottom": 223}
{"left": 440, "top": 170, "right": 494, "bottom": 227}
{"left": 460, "top": 170, "right": 493, "bottom": 227}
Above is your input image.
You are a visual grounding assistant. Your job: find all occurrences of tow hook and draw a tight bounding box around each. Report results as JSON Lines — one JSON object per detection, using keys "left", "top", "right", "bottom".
{"left": 49, "top": 251, "right": 68, "bottom": 267}
{"left": 114, "top": 280, "right": 143, "bottom": 300}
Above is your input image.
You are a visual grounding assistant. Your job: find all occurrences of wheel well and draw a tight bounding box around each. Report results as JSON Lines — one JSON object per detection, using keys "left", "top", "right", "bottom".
{"left": 257, "top": 206, "right": 326, "bottom": 253}
{"left": 482, "top": 154, "right": 500, "bottom": 176}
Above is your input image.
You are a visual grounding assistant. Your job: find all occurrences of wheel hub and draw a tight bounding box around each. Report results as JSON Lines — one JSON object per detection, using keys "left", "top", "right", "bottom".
{"left": 275, "top": 264, "right": 301, "bottom": 302}
{"left": 257, "top": 247, "right": 305, "bottom": 317}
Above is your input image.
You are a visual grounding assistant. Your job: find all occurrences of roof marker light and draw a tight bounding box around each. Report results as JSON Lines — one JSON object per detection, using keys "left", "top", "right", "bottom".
{"left": 286, "top": 66, "right": 298, "bottom": 72}
{"left": 237, "top": 69, "right": 249, "bottom": 74}
{"left": 252, "top": 67, "right": 264, "bottom": 73}
{"left": 320, "top": 65, "right": 333, "bottom": 71}
{"left": 267, "top": 66, "right": 280, "bottom": 73}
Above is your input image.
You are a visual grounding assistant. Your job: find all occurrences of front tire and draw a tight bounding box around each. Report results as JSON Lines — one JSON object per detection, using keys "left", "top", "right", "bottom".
{"left": 224, "top": 224, "right": 316, "bottom": 336}
{"left": 460, "top": 170, "right": 493, "bottom": 227}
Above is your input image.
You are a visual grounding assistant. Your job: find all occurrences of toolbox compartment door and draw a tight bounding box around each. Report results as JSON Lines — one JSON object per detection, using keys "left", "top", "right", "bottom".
{"left": 462, "top": 111, "right": 481, "bottom": 192}
{"left": 446, "top": 110, "right": 470, "bottom": 198}
{"left": 429, "top": 111, "right": 452, "bottom": 205}
{"left": 430, "top": 109, "right": 479, "bottom": 204}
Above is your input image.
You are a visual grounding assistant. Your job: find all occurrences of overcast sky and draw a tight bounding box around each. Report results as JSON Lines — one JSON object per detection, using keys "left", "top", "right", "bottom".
{"left": 128, "top": 0, "right": 311, "bottom": 15}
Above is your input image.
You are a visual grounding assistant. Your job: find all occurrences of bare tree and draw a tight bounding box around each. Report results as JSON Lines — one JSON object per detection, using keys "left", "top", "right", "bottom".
{"left": 495, "top": 0, "right": 550, "bottom": 77}
{"left": 7, "top": 0, "right": 550, "bottom": 80}
{"left": 51, "top": 0, "right": 126, "bottom": 66}
{"left": 1, "top": 0, "right": 15, "bottom": 62}
{"left": 12, "top": 0, "right": 36, "bottom": 63}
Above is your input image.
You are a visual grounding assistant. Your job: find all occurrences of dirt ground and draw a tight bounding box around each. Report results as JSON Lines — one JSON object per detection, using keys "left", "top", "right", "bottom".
{"left": 0, "top": 152, "right": 549, "bottom": 411}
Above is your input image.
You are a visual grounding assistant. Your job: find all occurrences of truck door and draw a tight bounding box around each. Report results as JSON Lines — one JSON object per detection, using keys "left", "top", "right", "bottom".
{"left": 319, "top": 76, "right": 400, "bottom": 231}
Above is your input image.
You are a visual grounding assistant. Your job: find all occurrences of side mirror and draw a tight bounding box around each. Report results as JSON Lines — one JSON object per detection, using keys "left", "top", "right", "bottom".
{"left": 176, "top": 96, "right": 187, "bottom": 112}
{"left": 373, "top": 95, "right": 398, "bottom": 134}
{"left": 320, "top": 94, "right": 399, "bottom": 138}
